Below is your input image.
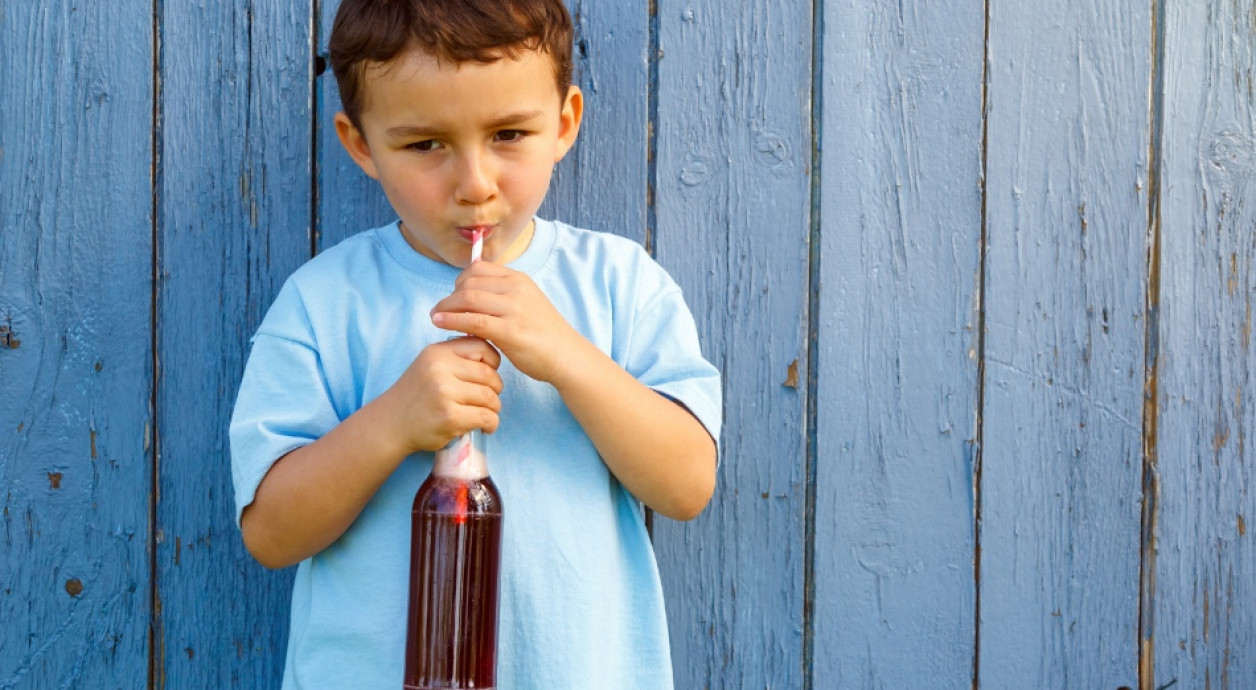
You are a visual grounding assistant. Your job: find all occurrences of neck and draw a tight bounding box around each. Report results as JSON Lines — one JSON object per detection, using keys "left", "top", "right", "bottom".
{"left": 493, "top": 218, "right": 535, "bottom": 265}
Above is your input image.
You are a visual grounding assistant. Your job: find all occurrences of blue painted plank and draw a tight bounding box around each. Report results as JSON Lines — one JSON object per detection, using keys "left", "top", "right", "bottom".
{"left": 538, "top": 0, "right": 648, "bottom": 244}
{"left": 979, "top": 1, "right": 1151, "bottom": 686}
{"left": 316, "top": 0, "right": 395, "bottom": 251}
{"left": 650, "top": 2, "right": 811, "bottom": 687}
{"left": 813, "top": 0, "right": 984, "bottom": 684}
{"left": 155, "top": 1, "right": 311, "bottom": 686}
{"left": 1152, "top": 0, "right": 1256, "bottom": 686}
{"left": 316, "top": 0, "right": 646, "bottom": 250}
{"left": 0, "top": 3, "right": 154, "bottom": 687}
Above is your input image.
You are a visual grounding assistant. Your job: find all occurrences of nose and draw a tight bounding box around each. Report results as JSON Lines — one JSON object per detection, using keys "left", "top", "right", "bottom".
{"left": 454, "top": 150, "right": 496, "bottom": 205}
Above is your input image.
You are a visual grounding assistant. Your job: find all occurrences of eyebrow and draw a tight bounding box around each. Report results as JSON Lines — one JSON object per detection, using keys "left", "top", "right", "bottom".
{"left": 385, "top": 109, "right": 547, "bottom": 138}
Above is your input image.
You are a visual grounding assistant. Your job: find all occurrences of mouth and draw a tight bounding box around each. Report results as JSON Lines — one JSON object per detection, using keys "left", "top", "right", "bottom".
{"left": 456, "top": 224, "right": 496, "bottom": 242}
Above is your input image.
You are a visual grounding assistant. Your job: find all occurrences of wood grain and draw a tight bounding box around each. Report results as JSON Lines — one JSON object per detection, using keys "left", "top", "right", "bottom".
{"left": 979, "top": 1, "right": 1152, "bottom": 686}
{"left": 1153, "top": 0, "right": 1256, "bottom": 686}
{"left": 813, "top": 0, "right": 985, "bottom": 685}
{"left": 538, "top": 0, "right": 648, "bottom": 244}
{"left": 154, "top": 1, "right": 311, "bottom": 686}
{"left": 316, "top": 0, "right": 395, "bottom": 251}
{"left": 10, "top": 2, "right": 1256, "bottom": 687}
{"left": 650, "top": 2, "right": 812, "bottom": 687}
{"left": 0, "top": 3, "right": 154, "bottom": 687}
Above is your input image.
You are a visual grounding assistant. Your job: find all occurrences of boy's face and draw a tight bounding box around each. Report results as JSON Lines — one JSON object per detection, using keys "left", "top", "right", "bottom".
{"left": 335, "top": 46, "right": 582, "bottom": 267}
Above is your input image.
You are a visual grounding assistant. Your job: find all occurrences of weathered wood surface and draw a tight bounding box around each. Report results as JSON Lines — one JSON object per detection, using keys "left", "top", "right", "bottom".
{"left": 154, "top": 2, "right": 310, "bottom": 687}
{"left": 979, "top": 0, "right": 1151, "bottom": 687}
{"left": 651, "top": 2, "right": 812, "bottom": 688}
{"left": 0, "top": 3, "right": 154, "bottom": 687}
{"left": 7, "top": 1, "right": 1256, "bottom": 688}
{"left": 538, "top": 0, "right": 648, "bottom": 244}
{"left": 1153, "top": 0, "right": 1256, "bottom": 687}
{"left": 315, "top": 0, "right": 395, "bottom": 251}
{"left": 813, "top": 0, "right": 984, "bottom": 685}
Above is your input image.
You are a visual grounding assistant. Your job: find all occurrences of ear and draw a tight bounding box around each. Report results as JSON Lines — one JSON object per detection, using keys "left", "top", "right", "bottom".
{"left": 334, "top": 111, "right": 380, "bottom": 180}
{"left": 553, "top": 85, "right": 584, "bottom": 163}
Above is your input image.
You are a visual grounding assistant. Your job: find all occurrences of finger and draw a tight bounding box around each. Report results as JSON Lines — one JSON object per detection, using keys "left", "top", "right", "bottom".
{"left": 465, "top": 406, "right": 500, "bottom": 435}
{"left": 431, "top": 311, "right": 501, "bottom": 342}
{"left": 450, "top": 380, "right": 501, "bottom": 413}
{"left": 455, "top": 358, "right": 503, "bottom": 394}
{"left": 441, "top": 405, "right": 500, "bottom": 439}
{"left": 452, "top": 276, "right": 515, "bottom": 299}
{"left": 444, "top": 335, "right": 502, "bottom": 369}
{"left": 431, "top": 288, "right": 510, "bottom": 318}
{"left": 456, "top": 260, "right": 512, "bottom": 286}
{"left": 453, "top": 273, "right": 523, "bottom": 299}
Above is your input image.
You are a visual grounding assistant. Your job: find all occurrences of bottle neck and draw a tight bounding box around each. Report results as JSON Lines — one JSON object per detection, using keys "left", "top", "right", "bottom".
{"left": 432, "top": 429, "right": 490, "bottom": 479}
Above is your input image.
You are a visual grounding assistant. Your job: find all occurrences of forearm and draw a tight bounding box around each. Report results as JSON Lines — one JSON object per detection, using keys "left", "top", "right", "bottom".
{"left": 551, "top": 339, "right": 717, "bottom": 521}
{"left": 240, "top": 395, "right": 410, "bottom": 569}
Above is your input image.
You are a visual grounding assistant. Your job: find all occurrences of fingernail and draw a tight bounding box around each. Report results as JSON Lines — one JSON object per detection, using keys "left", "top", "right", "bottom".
{"left": 431, "top": 313, "right": 445, "bottom": 325}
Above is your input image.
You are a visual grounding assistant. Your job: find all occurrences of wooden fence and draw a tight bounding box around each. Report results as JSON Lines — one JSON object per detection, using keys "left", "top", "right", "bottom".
{"left": 2, "top": 0, "right": 1253, "bottom": 687}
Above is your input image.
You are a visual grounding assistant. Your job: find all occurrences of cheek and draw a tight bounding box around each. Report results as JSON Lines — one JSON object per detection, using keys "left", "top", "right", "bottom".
{"left": 513, "top": 161, "right": 555, "bottom": 198}
{"left": 385, "top": 177, "right": 439, "bottom": 211}
{"left": 379, "top": 161, "right": 436, "bottom": 195}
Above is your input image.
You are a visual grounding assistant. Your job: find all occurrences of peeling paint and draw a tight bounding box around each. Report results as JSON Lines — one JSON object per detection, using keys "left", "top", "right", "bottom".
{"left": 47, "top": 473, "right": 61, "bottom": 490}
{"left": 1204, "top": 588, "right": 1210, "bottom": 643}
{"left": 1243, "top": 300, "right": 1251, "bottom": 349}
{"left": 1213, "top": 428, "right": 1230, "bottom": 451}
{"left": 783, "top": 360, "right": 799, "bottom": 388}
{"left": 0, "top": 323, "right": 19, "bottom": 349}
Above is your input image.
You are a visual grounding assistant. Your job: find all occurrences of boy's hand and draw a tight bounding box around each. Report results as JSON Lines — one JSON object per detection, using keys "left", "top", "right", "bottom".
{"left": 430, "top": 262, "right": 580, "bottom": 384}
{"left": 430, "top": 262, "right": 716, "bottom": 521}
{"left": 381, "top": 336, "right": 503, "bottom": 453}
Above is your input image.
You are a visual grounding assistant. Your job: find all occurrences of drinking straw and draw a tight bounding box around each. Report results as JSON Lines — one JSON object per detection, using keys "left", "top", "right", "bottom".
{"left": 451, "top": 228, "right": 484, "bottom": 523}
{"left": 470, "top": 228, "right": 483, "bottom": 263}
{"left": 454, "top": 226, "right": 485, "bottom": 470}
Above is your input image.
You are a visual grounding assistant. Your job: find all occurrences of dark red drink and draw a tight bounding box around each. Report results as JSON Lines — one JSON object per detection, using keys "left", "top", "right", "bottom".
{"left": 405, "top": 431, "right": 502, "bottom": 690}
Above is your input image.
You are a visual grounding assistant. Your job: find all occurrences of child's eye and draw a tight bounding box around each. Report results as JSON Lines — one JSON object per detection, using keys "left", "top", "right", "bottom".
{"left": 495, "top": 130, "right": 526, "bottom": 143}
{"left": 407, "top": 140, "right": 441, "bottom": 152}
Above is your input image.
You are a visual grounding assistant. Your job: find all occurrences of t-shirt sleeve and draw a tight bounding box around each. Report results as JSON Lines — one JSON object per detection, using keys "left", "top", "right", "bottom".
{"left": 229, "top": 282, "right": 341, "bottom": 526}
{"left": 621, "top": 282, "right": 723, "bottom": 457}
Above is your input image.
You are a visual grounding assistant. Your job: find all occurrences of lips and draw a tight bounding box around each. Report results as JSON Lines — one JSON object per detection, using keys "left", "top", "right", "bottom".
{"left": 457, "top": 224, "right": 495, "bottom": 242}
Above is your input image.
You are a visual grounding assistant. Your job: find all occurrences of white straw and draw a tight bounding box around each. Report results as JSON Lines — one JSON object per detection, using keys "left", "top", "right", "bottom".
{"left": 470, "top": 229, "right": 483, "bottom": 263}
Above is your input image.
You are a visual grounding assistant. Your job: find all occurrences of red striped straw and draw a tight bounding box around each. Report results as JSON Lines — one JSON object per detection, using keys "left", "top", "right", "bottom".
{"left": 451, "top": 228, "right": 485, "bottom": 523}
{"left": 454, "top": 227, "right": 484, "bottom": 467}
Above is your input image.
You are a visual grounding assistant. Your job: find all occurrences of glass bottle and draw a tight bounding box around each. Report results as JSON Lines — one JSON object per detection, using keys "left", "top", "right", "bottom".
{"left": 404, "top": 429, "right": 503, "bottom": 690}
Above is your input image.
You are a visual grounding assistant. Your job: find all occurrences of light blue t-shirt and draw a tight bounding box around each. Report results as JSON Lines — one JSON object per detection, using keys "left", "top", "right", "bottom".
{"left": 230, "top": 218, "right": 722, "bottom": 690}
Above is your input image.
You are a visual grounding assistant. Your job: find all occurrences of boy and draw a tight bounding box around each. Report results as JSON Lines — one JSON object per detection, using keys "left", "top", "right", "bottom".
{"left": 229, "top": 0, "right": 721, "bottom": 688}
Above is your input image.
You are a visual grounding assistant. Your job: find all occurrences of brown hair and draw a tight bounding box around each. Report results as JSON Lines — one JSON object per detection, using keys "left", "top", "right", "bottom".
{"left": 329, "top": 0, "right": 574, "bottom": 128}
